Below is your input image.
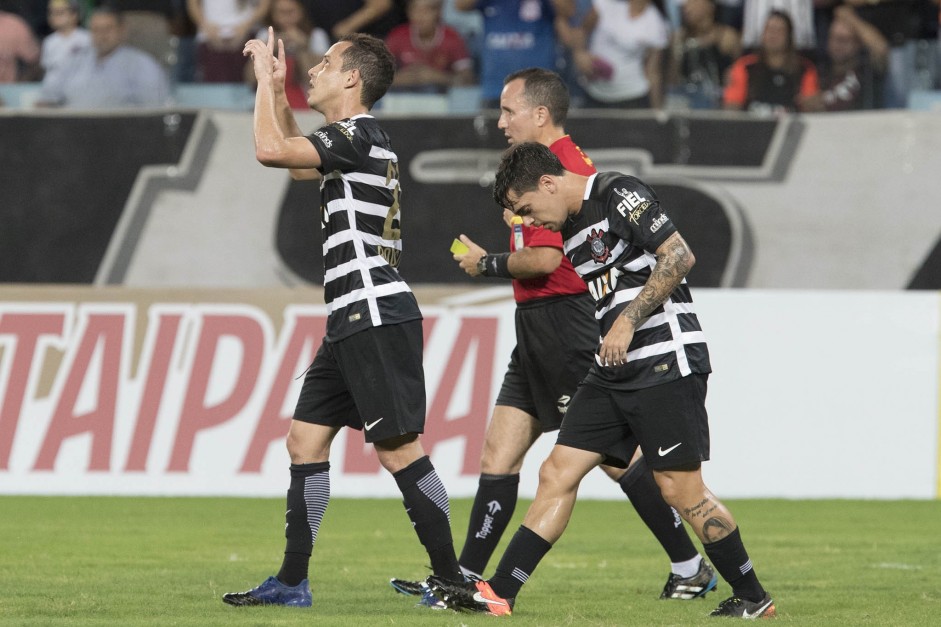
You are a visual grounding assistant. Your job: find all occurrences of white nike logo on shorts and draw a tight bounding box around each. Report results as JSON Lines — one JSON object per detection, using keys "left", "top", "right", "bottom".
{"left": 364, "top": 417, "right": 384, "bottom": 431}
{"left": 658, "top": 442, "right": 682, "bottom": 456}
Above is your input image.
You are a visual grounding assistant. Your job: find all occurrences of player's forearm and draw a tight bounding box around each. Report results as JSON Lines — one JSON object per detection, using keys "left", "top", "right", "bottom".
{"left": 253, "top": 77, "right": 289, "bottom": 165}
{"left": 620, "top": 233, "right": 694, "bottom": 326}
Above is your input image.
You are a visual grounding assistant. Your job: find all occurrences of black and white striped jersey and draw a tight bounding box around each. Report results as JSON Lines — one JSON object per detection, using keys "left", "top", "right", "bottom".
{"left": 307, "top": 114, "right": 421, "bottom": 341}
{"left": 561, "top": 172, "right": 711, "bottom": 390}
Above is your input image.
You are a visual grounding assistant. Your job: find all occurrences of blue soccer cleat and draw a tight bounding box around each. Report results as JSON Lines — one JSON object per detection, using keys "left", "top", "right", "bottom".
{"left": 222, "top": 576, "right": 312, "bottom": 607}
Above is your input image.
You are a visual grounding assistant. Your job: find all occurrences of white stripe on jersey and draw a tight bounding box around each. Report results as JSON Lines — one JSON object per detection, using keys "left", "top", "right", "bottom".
{"left": 596, "top": 286, "right": 643, "bottom": 320}
{"left": 326, "top": 281, "right": 415, "bottom": 315}
{"left": 663, "top": 297, "right": 692, "bottom": 375}
{"left": 322, "top": 228, "right": 404, "bottom": 256}
{"left": 324, "top": 254, "right": 389, "bottom": 284}
{"left": 635, "top": 302, "right": 696, "bottom": 332}
{"left": 325, "top": 197, "right": 395, "bottom": 218}
{"left": 323, "top": 168, "right": 397, "bottom": 189}
{"left": 594, "top": 331, "right": 705, "bottom": 368}
{"left": 369, "top": 145, "right": 397, "bottom": 161}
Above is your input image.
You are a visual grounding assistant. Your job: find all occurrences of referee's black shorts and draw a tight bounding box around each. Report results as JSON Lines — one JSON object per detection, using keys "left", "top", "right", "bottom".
{"left": 557, "top": 373, "right": 711, "bottom": 469}
{"left": 293, "top": 320, "right": 426, "bottom": 443}
{"left": 495, "top": 293, "right": 597, "bottom": 432}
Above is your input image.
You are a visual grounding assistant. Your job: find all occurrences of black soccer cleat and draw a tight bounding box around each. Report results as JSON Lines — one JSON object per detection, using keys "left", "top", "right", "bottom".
{"left": 660, "top": 559, "right": 718, "bottom": 599}
{"left": 709, "top": 593, "right": 776, "bottom": 619}
{"left": 389, "top": 577, "right": 425, "bottom": 596}
{"left": 222, "top": 576, "right": 312, "bottom": 607}
{"left": 426, "top": 575, "right": 514, "bottom": 616}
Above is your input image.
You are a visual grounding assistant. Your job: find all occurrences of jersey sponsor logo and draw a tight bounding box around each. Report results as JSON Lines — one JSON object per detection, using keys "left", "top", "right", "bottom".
{"left": 587, "top": 266, "right": 622, "bottom": 301}
{"left": 613, "top": 188, "right": 649, "bottom": 221}
{"left": 586, "top": 228, "right": 610, "bottom": 264}
{"left": 314, "top": 131, "right": 332, "bottom": 147}
{"left": 650, "top": 213, "right": 669, "bottom": 233}
{"left": 364, "top": 417, "right": 384, "bottom": 431}
{"left": 333, "top": 119, "right": 357, "bottom": 140}
{"left": 557, "top": 394, "right": 571, "bottom": 415}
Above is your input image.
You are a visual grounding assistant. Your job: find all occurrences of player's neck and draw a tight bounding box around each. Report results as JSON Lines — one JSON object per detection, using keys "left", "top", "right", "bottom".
{"left": 319, "top": 93, "right": 370, "bottom": 124}
{"left": 539, "top": 127, "right": 567, "bottom": 148}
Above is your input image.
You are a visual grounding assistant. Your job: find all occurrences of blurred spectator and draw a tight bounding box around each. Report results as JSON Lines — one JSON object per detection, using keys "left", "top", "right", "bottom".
{"left": 115, "top": 1, "right": 177, "bottom": 71}
{"left": 724, "top": 9, "right": 819, "bottom": 113}
{"left": 742, "top": 0, "right": 815, "bottom": 53}
{"left": 386, "top": 0, "right": 474, "bottom": 92}
{"left": 668, "top": 0, "right": 741, "bottom": 108}
{"left": 555, "top": 0, "right": 592, "bottom": 106}
{"left": 0, "top": 0, "right": 41, "bottom": 82}
{"left": 572, "top": 0, "right": 670, "bottom": 109}
{"left": 455, "top": 0, "right": 574, "bottom": 108}
{"left": 301, "top": 0, "right": 403, "bottom": 42}
{"left": 187, "top": 0, "right": 271, "bottom": 82}
{"left": 847, "top": 0, "right": 927, "bottom": 107}
{"left": 39, "top": 0, "right": 91, "bottom": 89}
{"left": 35, "top": 6, "right": 169, "bottom": 108}
{"left": 244, "top": 0, "right": 328, "bottom": 109}
{"left": 800, "top": 4, "right": 888, "bottom": 111}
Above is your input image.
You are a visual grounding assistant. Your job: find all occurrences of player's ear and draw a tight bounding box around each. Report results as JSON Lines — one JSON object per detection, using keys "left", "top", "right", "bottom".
{"left": 541, "top": 174, "right": 556, "bottom": 193}
{"left": 346, "top": 67, "right": 359, "bottom": 87}
{"left": 534, "top": 105, "right": 549, "bottom": 126}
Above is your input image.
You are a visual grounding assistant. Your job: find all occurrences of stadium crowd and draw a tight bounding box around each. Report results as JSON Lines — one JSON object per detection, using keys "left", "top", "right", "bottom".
{"left": 1, "top": 0, "right": 939, "bottom": 111}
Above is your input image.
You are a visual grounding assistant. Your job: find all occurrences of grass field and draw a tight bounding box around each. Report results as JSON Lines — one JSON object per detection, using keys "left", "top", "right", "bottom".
{"left": 1, "top": 496, "right": 939, "bottom": 626}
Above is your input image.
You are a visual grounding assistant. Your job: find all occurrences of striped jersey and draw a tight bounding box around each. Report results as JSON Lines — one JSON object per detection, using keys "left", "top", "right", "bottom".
{"left": 562, "top": 172, "right": 711, "bottom": 390}
{"left": 307, "top": 114, "right": 421, "bottom": 341}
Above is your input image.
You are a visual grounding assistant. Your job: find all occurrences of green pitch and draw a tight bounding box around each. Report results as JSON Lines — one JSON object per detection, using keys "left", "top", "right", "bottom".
{"left": 1, "top": 496, "right": 938, "bottom": 625}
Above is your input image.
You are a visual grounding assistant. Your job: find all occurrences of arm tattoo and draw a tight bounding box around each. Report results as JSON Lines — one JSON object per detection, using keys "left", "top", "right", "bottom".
{"left": 620, "top": 233, "right": 693, "bottom": 326}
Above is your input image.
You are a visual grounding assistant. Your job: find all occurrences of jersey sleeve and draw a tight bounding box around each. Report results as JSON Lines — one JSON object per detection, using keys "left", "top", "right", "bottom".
{"left": 307, "top": 122, "right": 364, "bottom": 173}
{"left": 606, "top": 176, "right": 676, "bottom": 254}
{"left": 524, "top": 225, "right": 564, "bottom": 250}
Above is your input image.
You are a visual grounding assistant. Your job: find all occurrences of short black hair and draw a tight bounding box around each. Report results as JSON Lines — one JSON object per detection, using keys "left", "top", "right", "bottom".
{"left": 338, "top": 33, "right": 395, "bottom": 109}
{"left": 503, "top": 67, "right": 570, "bottom": 127}
{"left": 493, "top": 142, "right": 565, "bottom": 210}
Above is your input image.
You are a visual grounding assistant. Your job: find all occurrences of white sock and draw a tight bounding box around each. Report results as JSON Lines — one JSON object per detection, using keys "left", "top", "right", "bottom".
{"left": 671, "top": 554, "right": 703, "bottom": 578}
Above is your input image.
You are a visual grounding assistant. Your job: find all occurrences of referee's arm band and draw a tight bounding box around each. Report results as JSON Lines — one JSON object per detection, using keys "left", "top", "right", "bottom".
{"left": 480, "top": 253, "right": 513, "bottom": 279}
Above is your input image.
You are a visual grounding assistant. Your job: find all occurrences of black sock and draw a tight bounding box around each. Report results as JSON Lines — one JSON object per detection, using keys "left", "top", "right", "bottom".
{"left": 458, "top": 473, "right": 520, "bottom": 577}
{"left": 618, "top": 459, "right": 698, "bottom": 563}
{"left": 703, "top": 527, "right": 765, "bottom": 602}
{"left": 277, "top": 461, "right": 330, "bottom": 586}
{"left": 393, "top": 455, "right": 462, "bottom": 580}
{"left": 488, "top": 525, "right": 552, "bottom": 600}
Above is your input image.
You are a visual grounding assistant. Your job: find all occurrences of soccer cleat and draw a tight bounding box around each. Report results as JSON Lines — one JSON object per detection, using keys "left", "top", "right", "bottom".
{"left": 417, "top": 582, "right": 448, "bottom": 609}
{"left": 660, "top": 559, "right": 718, "bottom": 600}
{"left": 427, "top": 575, "right": 514, "bottom": 616}
{"left": 221, "top": 576, "right": 312, "bottom": 607}
{"left": 709, "top": 594, "right": 776, "bottom": 619}
{"left": 389, "top": 577, "right": 425, "bottom": 597}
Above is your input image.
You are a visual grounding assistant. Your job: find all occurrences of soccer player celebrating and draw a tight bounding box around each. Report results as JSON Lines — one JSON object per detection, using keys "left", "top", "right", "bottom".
{"left": 428, "top": 142, "right": 775, "bottom": 619}
{"left": 391, "top": 68, "right": 715, "bottom": 603}
{"left": 223, "top": 29, "right": 462, "bottom": 607}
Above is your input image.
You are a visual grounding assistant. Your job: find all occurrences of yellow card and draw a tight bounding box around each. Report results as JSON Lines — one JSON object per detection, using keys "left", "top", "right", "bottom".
{"left": 450, "top": 238, "right": 469, "bottom": 255}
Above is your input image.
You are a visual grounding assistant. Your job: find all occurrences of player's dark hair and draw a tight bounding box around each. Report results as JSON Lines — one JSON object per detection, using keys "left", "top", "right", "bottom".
{"left": 338, "top": 33, "right": 395, "bottom": 109}
{"left": 504, "top": 67, "right": 570, "bottom": 126}
{"left": 493, "top": 142, "right": 565, "bottom": 210}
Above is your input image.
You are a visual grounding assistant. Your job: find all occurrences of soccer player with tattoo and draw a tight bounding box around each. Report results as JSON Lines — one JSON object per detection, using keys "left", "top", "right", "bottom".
{"left": 223, "top": 29, "right": 462, "bottom": 608}
{"left": 428, "top": 142, "right": 775, "bottom": 619}
{"left": 390, "top": 68, "right": 715, "bottom": 604}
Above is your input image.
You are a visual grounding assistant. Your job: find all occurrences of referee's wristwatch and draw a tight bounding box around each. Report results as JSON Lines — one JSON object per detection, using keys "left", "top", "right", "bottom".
{"left": 476, "top": 255, "right": 489, "bottom": 276}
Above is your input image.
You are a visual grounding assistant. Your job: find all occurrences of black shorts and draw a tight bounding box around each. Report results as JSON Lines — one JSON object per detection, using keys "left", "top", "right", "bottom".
{"left": 556, "top": 374, "right": 710, "bottom": 469}
{"left": 495, "top": 293, "right": 598, "bottom": 432}
{"left": 293, "top": 320, "right": 426, "bottom": 443}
